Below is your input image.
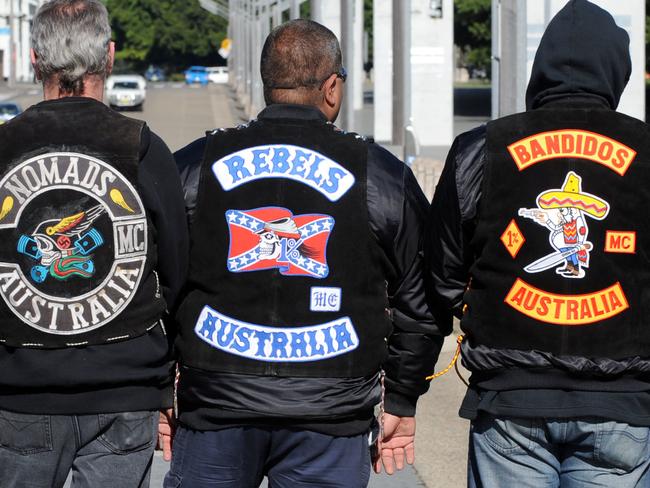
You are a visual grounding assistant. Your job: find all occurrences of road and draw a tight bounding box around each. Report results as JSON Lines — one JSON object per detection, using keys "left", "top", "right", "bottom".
{"left": 4, "top": 82, "right": 472, "bottom": 488}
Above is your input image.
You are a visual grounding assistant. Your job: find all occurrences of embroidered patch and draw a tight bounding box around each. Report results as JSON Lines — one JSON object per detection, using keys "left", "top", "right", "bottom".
{"left": 0, "top": 152, "right": 147, "bottom": 334}
{"left": 604, "top": 231, "right": 636, "bottom": 254}
{"left": 310, "top": 287, "right": 341, "bottom": 312}
{"left": 194, "top": 305, "right": 359, "bottom": 362}
{"left": 505, "top": 279, "right": 628, "bottom": 325}
{"left": 507, "top": 129, "right": 636, "bottom": 175}
{"left": 518, "top": 171, "right": 609, "bottom": 280}
{"left": 212, "top": 144, "right": 355, "bottom": 201}
{"left": 226, "top": 207, "right": 333, "bottom": 279}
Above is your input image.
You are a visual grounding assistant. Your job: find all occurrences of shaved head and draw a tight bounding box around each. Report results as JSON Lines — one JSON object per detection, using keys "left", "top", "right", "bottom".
{"left": 261, "top": 19, "right": 342, "bottom": 105}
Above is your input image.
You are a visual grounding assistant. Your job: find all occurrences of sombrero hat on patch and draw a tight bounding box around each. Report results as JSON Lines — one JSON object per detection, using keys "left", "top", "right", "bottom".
{"left": 537, "top": 171, "right": 609, "bottom": 220}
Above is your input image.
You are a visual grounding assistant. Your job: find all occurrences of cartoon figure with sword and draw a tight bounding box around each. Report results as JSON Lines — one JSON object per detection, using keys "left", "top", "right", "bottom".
{"left": 519, "top": 171, "right": 609, "bottom": 279}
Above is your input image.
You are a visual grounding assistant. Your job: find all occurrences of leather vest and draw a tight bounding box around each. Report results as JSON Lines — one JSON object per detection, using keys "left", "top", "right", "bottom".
{"left": 463, "top": 108, "right": 650, "bottom": 359}
{"left": 177, "top": 116, "right": 391, "bottom": 377}
{"left": 0, "top": 98, "right": 165, "bottom": 348}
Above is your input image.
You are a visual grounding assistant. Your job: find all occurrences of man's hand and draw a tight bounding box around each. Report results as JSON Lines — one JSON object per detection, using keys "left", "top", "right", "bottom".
{"left": 373, "top": 413, "right": 416, "bottom": 475}
{"left": 157, "top": 408, "right": 176, "bottom": 462}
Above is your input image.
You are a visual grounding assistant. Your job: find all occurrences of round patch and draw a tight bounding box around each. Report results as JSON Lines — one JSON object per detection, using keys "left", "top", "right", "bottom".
{"left": 0, "top": 152, "right": 148, "bottom": 335}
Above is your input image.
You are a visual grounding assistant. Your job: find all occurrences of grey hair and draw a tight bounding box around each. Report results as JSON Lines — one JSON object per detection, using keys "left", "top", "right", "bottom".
{"left": 31, "top": 0, "right": 112, "bottom": 95}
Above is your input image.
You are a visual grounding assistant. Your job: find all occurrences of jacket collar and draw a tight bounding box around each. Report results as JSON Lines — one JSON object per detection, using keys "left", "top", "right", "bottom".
{"left": 258, "top": 103, "right": 328, "bottom": 122}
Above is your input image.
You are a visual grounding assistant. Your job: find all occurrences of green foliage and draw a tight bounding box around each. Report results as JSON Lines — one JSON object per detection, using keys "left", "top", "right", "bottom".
{"left": 105, "top": 0, "right": 227, "bottom": 71}
{"left": 647, "top": 0, "right": 650, "bottom": 71}
{"left": 364, "top": 0, "right": 373, "bottom": 64}
{"left": 454, "top": 0, "right": 491, "bottom": 76}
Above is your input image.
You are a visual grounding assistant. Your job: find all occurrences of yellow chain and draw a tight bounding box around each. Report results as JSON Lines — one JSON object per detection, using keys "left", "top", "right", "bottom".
{"left": 425, "top": 334, "right": 465, "bottom": 381}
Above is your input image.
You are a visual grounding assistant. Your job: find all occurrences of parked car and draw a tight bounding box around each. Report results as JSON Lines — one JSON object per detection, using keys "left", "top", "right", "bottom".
{"left": 144, "top": 65, "right": 166, "bottom": 82}
{"left": 184, "top": 66, "right": 209, "bottom": 85}
{"left": 0, "top": 103, "right": 21, "bottom": 124}
{"left": 106, "top": 75, "right": 147, "bottom": 111}
{"left": 207, "top": 66, "right": 229, "bottom": 84}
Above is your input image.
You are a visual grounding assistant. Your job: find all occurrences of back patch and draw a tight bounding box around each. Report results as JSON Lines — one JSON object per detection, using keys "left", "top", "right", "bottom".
{"left": 0, "top": 152, "right": 147, "bottom": 335}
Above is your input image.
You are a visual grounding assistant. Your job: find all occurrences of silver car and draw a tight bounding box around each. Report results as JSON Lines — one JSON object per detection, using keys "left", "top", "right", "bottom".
{"left": 106, "top": 75, "right": 146, "bottom": 111}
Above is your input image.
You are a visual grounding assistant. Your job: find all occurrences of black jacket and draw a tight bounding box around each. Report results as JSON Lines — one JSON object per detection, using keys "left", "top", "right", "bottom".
{"left": 0, "top": 97, "right": 189, "bottom": 414}
{"left": 426, "top": 0, "right": 650, "bottom": 425}
{"left": 175, "top": 104, "right": 447, "bottom": 435}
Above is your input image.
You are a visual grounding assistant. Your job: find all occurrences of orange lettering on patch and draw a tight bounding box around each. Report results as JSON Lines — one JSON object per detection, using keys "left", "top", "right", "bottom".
{"left": 507, "top": 130, "right": 636, "bottom": 175}
{"left": 504, "top": 279, "right": 629, "bottom": 326}
{"left": 605, "top": 231, "right": 636, "bottom": 254}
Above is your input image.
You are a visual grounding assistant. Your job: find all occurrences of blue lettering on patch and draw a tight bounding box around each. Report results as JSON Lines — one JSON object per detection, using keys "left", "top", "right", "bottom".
{"left": 194, "top": 306, "right": 359, "bottom": 362}
{"left": 212, "top": 145, "right": 355, "bottom": 202}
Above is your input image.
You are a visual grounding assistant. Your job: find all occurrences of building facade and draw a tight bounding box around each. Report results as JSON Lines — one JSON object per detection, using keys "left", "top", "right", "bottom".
{"left": 0, "top": 0, "right": 44, "bottom": 83}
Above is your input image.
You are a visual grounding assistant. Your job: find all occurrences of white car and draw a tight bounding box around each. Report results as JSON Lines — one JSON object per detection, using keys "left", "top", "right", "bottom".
{"left": 207, "top": 66, "right": 229, "bottom": 84}
{"left": 106, "top": 75, "right": 147, "bottom": 111}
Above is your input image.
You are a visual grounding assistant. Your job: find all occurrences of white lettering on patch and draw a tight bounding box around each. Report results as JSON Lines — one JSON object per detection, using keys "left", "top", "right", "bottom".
{"left": 310, "top": 287, "right": 341, "bottom": 312}
{"left": 194, "top": 306, "right": 359, "bottom": 362}
{"left": 212, "top": 144, "right": 355, "bottom": 202}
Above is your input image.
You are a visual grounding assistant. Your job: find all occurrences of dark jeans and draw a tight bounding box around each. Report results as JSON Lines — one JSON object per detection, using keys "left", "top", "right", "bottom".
{"left": 164, "top": 426, "right": 371, "bottom": 488}
{"left": 0, "top": 409, "right": 158, "bottom": 488}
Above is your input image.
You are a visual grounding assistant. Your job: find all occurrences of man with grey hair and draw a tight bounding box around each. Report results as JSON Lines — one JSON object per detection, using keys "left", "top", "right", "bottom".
{"left": 0, "top": 1, "right": 188, "bottom": 487}
{"left": 169, "top": 19, "right": 446, "bottom": 487}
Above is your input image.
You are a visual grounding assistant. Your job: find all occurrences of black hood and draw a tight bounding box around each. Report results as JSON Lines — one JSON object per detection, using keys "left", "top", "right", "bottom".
{"left": 526, "top": 0, "right": 631, "bottom": 110}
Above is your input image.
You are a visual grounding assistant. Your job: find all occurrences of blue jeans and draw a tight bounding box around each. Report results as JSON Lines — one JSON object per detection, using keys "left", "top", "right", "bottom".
{"left": 0, "top": 409, "right": 158, "bottom": 488}
{"left": 469, "top": 413, "right": 650, "bottom": 487}
{"left": 164, "top": 426, "right": 371, "bottom": 488}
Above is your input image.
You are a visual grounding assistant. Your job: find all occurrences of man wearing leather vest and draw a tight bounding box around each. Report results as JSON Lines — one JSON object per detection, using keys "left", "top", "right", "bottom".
{"left": 426, "top": 1, "right": 650, "bottom": 486}
{"left": 0, "top": 1, "right": 188, "bottom": 487}
{"left": 167, "top": 19, "right": 446, "bottom": 488}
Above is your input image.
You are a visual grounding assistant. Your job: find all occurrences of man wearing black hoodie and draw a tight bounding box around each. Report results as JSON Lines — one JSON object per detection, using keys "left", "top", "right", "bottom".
{"left": 426, "top": 1, "right": 650, "bottom": 486}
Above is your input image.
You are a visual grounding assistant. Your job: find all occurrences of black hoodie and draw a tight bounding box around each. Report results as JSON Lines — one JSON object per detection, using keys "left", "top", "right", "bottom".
{"left": 426, "top": 1, "right": 650, "bottom": 425}
{"left": 526, "top": 0, "right": 631, "bottom": 110}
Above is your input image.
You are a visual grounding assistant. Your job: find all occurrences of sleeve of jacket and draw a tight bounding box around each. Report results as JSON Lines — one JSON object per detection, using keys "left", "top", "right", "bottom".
{"left": 424, "top": 125, "right": 486, "bottom": 323}
{"left": 367, "top": 143, "right": 451, "bottom": 417}
{"left": 137, "top": 127, "right": 189, "bottom": 314}
{"left": 174, "top": 136, "right": 207, "bottom": 227}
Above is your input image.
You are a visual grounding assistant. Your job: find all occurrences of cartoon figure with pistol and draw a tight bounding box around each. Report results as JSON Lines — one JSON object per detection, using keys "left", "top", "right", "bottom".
{"left": 519, "top": 172, "right": 609, "bottom": 279}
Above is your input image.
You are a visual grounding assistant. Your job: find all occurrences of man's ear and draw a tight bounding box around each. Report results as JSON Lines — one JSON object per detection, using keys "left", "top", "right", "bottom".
{"left": 322, "top": 73, "right": 339, "bottom": 108}
{"left": 30, "top": 48, "right": 41, "bottom": 81}
{"left": 106, "top": 41, "right": 115, "bottom": 76}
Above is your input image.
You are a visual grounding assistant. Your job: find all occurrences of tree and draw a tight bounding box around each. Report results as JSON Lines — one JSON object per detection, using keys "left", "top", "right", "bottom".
{"left": 105, "top": 0, "right": 228, "bottom": 70}
{"left": 454, "top": 0, "right": 491, "bottom": 77}
{"left": 646, "top": 0, "right": 649, "bottom": 73}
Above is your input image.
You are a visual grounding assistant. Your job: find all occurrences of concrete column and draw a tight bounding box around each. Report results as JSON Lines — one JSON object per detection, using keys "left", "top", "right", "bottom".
{"left": 392, "top": 0, "right": 410, "bottom": 145}
{"left": 243, "top": 0, "right": 253, "bottom": 113}
{"left": 339, "top": 0, "right": 354, "bottom": 131}
{"left": 409, "top": 0, "right": 454, "bottom": 146}
{"left": 314, "top": 0, "right": 340, "bottom": 38}
{"left": 352, "top": 0, "right": 363, "bottom": 111}
{"left": 290, "top": 0, "right": 300, "bottom": 19}
{"left": 491, "top": 0, "right": 499, "bottom": 119}
{"left": 251, "top": 3, "right": 266, "bottom": 116}
{"left": 237, "top": 0, "right": 246, "bottom": 96}
{"left": 494, "top": 0, "right": 527, "bottom": 117}
{"left": 310, "top": 0, "right": 323, "bottom": 23}
{"left": 20, "top": 13, "right": 29, "bottom": 81}
{"left": 272, "top": 3, "right": 282, "bottom": 26}
{"left": 373, "top": 0, "right": 392, "bottom": 142}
